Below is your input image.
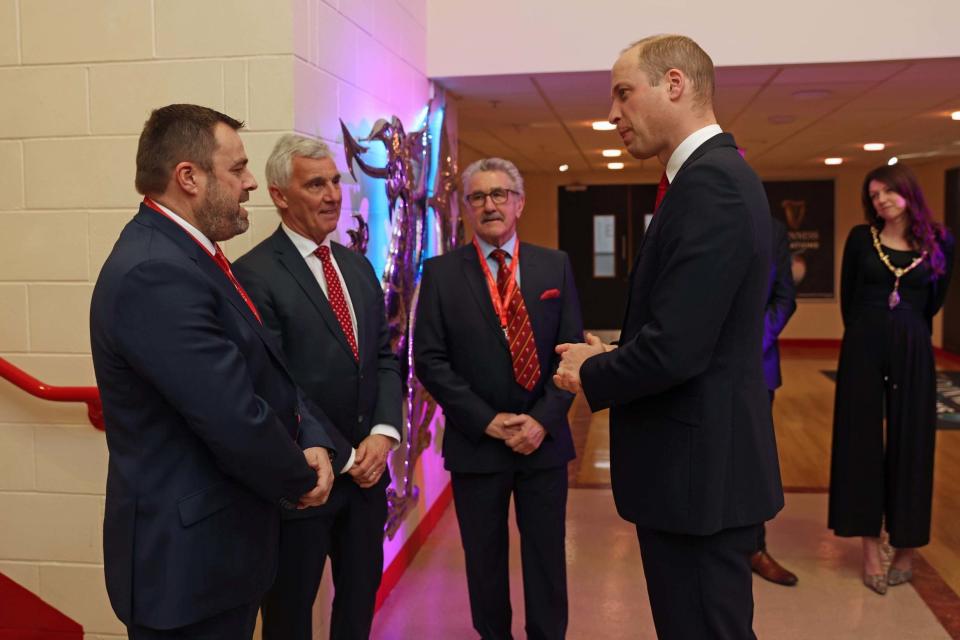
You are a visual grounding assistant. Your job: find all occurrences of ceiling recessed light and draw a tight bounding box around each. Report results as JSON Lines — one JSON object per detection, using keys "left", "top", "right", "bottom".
{"left": 863, "top": 143, "right": 885, "bottom": 151}
{"left": 607, "top": 162, "right": 625, "bottom": 170}
{"left": 558, "top": 164, "right": 569, "bottom": 172}
{"left": 952, "top": 111, "right": 960, "bottom": 121}
{"left": 592, "top": 121, "right": 617, "bottom": 131}
{"left": 602, "top": 149, "right": 622, "bottom": 157}
{"left": 887, "top": 156, "right": 899, "bottom": 166}
{"left": 824, "top": 157, "right": 843, "bottom": 166}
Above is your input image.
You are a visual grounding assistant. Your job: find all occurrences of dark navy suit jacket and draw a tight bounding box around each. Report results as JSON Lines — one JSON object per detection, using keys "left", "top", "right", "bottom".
{"left": 581, "top": 133, "right": 785, "bottom": 535}
{"left": 233, "top": 227, "right": 403, "bottom": 518}
{"left": 763, "top": 217, "right": 797, "bottom": 391}
{"left": 413, "top": 242, "right": 583, "bottom": 472}
{"left": 90, "top": 204, "right": 342, "bottom": 629}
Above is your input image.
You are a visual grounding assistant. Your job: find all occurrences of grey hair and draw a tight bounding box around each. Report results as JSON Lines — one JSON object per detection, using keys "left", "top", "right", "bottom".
{"left": 265, "top": 134, "right": 334, "bottom": 189}
{"left": 461, "top": 157, "right": 525, "bottom": 197}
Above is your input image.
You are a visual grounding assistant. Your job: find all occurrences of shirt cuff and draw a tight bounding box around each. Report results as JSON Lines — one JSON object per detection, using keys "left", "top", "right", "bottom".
{"left": 340, "top": 448, "right": 356, "bottom": 474}
{"left": 371, "top": 424, "right": 402, "bottom": 450}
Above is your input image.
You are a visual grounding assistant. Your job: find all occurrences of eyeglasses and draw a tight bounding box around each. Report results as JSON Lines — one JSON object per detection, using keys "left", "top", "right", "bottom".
{"left": 464, "top": 188, "right": 519, "bottom": 208}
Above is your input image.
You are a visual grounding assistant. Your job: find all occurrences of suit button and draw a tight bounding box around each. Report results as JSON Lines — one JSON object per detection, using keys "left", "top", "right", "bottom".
{"left": 358, "top": 415, "right": 364, "bottom": 423}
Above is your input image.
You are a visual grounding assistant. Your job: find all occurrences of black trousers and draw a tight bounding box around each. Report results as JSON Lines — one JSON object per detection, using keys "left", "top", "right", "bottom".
{"left": 261, "top": 479, "right": 388, "bottom": 640}
{"left": 451, "top": 466, "right": 568, "bottom": 640}
{"left": 127, "top": 602, "right": 258, "bottom": 639}
{"left": 637, "top": 524, "right": 760, "bottom": 640}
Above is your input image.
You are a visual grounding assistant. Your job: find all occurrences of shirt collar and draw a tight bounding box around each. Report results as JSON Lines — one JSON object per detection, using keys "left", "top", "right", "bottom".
{"left": 475, "top": 233, "right": 517, "bottom": 259}
{"left": 151, "top": 200, "right": 216, "bottom": 255}
{"left": 665, "top": 124, "right": 723, "bottom": 184}
{"left": 282, "top": 223, "right": 332, "bottom": 258}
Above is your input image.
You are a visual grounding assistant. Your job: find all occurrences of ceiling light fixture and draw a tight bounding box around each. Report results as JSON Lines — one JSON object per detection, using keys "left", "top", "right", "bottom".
{"left": 824, "top": 157, "right": 843, "bottom": 166}
{"left": 602, "top": 149, "right": 622, "bottom": 157}
{"left": 952, "top": 111, "right": 960, "bottom": 121}
{"left": 863, "top": 143, "right": 885, "bottom": 151}
{"left": 887, "top": 156, "right": 899, "bottom": 166}
{"left": 558, "top": 164, "right": 569, "bottom": 172}
{"left": 607, "top": 162, "right": 625, "bottom": 170}
{"left": 592, "top": 121, "right": 616, "bottom": 131}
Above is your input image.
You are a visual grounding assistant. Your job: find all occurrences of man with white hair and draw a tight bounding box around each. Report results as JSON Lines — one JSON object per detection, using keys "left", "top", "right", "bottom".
{"left": 233, "top": 134, "right": 402, "bottom": 640}
{"left": 414, "top": 157, "right": 583, "bottom": 640}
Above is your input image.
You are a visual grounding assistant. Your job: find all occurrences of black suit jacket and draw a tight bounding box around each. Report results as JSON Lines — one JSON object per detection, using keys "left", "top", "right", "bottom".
{"left": 763, "top": 217, "right": 797, "bottom": 391}
{"left": 581, "top": 133, "right": 784, "bottom": 535}
{"left": 233, "top": 227, "right": 403, "bottom": 518}
{"left": 414, "top": 242, "right": 583, "bottom": 472}
{"left": 90, "top": 205, "right": 341, "bottom": 628}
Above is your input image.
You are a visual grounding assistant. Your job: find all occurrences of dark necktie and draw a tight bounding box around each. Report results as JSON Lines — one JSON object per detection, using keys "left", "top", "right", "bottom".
{"left": 654, "top": 171, "right": 670, "bottom": 211}
{"left": 490, "top": 249, "right": 541, "bottom": 392}
{"left": 315, "top": 245, "right": 359, "bottom": 361}
{"left": 212, "top": 245, "right": 262, "bottom": 324}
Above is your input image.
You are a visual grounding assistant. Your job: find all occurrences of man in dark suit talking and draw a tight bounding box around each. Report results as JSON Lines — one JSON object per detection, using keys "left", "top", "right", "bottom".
{"left": 90, "top": 105, "right": 341, "bottom": 639}
{"left": 414, "top": 157, "right": 583, "bottom": 640}
{"left": 233, "top": 134, "right": 402, "bottom": 640}
{"left": 556, "top": 35, "right": 784, "bottom": 639}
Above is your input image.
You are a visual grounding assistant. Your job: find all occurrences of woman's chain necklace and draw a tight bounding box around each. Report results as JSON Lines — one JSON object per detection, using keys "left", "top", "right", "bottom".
{"left": 870, "top": 226, "right": 926, "bottom": 310}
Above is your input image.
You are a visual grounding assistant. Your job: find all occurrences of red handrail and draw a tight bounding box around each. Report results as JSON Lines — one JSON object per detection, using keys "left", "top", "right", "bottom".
{"left": 0, "top": 356, "right": 104, "bottom": 430}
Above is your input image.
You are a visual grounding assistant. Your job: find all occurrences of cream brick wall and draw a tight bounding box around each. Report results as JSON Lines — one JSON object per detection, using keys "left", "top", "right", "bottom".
{"left": 0, "top": 0, "right": 430, "bottom": 636}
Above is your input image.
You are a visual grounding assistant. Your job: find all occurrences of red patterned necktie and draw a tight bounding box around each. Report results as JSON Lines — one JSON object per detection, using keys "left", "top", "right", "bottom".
{"left": 315, "top": 245, "right": 359, "bottom": 361}
{"left": 654, "top": 171, "right": 670, "bottom": 211}
{"left": 490, "top": 249, "right": 541, "bottom": 392}
{"left": 212, "top": 245, "right": 263, "bottom": 324}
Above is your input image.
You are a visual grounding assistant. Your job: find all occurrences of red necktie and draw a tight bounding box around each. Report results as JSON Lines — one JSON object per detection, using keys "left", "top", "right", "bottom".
{"left": 212, "top": 245, "right": 263, "bottom": 324}
{"left": 654, "top": 171, "right": 670, "bottom": 211}
{"left": 491, "top": 249, "right": 541, "bottom": 392}
{"left": 315, "top": 246, "right": 359, "bottom": 361}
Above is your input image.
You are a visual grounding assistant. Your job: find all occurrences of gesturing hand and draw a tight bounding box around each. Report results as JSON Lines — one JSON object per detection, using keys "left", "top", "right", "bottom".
{"left": 503, "top": 414, "right": 547, "bottom": 455}
{"left": 297, "top": 447, "right": 334, "bottom": 509}
{"left": 554, "top": 332, "right": 610, "bottom": 393}
{"left": 348, "top": 434, "right": 393, "bottom": 489}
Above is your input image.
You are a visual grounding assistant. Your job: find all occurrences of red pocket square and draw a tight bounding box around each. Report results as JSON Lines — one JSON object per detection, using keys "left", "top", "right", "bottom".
{"left": 540, "top": 288, "right": 561, "bottom": 300}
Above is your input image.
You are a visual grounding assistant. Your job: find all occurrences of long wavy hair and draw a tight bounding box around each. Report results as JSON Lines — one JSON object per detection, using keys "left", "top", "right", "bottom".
{"left": 861, "top": 164, "right": 949, "bottom": 279}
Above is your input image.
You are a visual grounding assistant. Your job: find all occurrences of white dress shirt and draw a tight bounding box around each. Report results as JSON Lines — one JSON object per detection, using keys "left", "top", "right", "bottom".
{"left": 474, "top": 232, "right": 521, "bottom": 286}
{"left": 281, "top": 224, "right": 401, "bottom": 473}
{"left": 665, "top": 123, "right": 724, "bottom": 184}
{"left": 150, "top": 200, "right": 216, "bottom": 255}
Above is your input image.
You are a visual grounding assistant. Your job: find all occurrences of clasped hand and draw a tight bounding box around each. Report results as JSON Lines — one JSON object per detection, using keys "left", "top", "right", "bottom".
{"left": 485, "top": 412, "right": 546, "bottom": 455}
{"left": 297, "top": 446, "right": 334, "bottom": 509}
{"left": 348, "top": 434, "right": 393, "bottom": 488}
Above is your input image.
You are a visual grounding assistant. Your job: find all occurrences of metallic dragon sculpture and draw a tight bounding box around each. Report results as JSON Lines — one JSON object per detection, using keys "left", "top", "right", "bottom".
{"left": 340, "top": 100, "right": 459, "bottom": 538}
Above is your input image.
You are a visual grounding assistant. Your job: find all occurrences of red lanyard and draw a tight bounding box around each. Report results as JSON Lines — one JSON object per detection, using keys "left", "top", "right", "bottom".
{"left": 473, "top": 237, "right": 520, "bottom": 329}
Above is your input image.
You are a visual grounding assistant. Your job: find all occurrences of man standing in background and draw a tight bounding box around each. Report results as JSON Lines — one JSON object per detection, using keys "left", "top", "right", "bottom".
{"left": 233, "top": 134, "right": 402, "bottom": 640}
{"left": 415, "top": 157, "right": 583, "bottom": 640}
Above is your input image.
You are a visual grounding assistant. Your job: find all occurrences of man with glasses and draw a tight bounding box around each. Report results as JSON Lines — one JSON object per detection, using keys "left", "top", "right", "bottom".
{"left": 414, "top": 157, "right": 583, "bottom": 640}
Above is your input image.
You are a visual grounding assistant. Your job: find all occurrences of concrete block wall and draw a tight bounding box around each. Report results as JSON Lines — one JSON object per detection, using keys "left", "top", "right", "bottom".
{"left": 0, "top": 0, "right": 431, "bottom": 636}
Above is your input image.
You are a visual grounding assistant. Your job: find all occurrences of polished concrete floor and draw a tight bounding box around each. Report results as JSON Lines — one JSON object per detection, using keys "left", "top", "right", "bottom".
{"left": 372, "top": 346, "right": 960, "bottom": 638}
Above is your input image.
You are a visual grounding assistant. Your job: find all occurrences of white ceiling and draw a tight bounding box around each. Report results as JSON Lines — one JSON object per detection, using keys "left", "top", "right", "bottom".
{"left": 437, "top": 58, "right": 960, "bottom": 175}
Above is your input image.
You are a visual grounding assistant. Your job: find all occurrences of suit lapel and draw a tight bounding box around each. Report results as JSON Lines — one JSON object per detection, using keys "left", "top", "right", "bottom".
{"left": 270, "top": 228, "right": 358, "bottom": 363}
{"left": 462, "top": 247, "right": 511, "bottom": 352}
{"left": 138, "top": 207, "right": 292, "bottom": 368}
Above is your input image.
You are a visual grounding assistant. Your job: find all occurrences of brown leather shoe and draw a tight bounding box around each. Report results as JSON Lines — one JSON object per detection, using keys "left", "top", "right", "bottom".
{"left": 751, "top": 550, "right": 798, "bottom": 586}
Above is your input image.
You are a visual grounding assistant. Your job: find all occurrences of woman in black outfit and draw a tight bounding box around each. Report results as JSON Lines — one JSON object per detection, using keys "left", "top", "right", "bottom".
{"left": 829, "top": 164, "right": 954, "bottom": 595}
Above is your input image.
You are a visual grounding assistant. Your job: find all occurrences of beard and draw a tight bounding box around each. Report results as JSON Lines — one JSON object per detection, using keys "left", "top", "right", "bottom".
{"left": 195, "top": 179, "right": 249, "bottom": 242}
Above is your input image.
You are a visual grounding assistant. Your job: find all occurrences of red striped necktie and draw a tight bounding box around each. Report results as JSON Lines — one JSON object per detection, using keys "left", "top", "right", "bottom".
{"left": 490, "top": 249, "right": 541, "bottom": 392}
{"left": 654, "top": 171, "right": 670, "bottom": 211}
{"left": 315, "top": 245, "right": 359, "bottom": 361}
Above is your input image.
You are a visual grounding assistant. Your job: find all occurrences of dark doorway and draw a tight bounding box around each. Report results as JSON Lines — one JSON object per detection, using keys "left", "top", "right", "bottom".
{"left": 558, "top": 183, "right": 658, "bottom": 329}
{"left": 944, "top": 168, "right": 960, "bottom": 355}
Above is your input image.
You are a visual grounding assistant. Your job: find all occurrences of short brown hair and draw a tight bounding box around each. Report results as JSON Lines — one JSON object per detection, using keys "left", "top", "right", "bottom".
{"left": 134, "top": 104, "right": 244, "bottom": 195}
{"left": 627, "top": 34, "right": 715, "bottom": 108}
